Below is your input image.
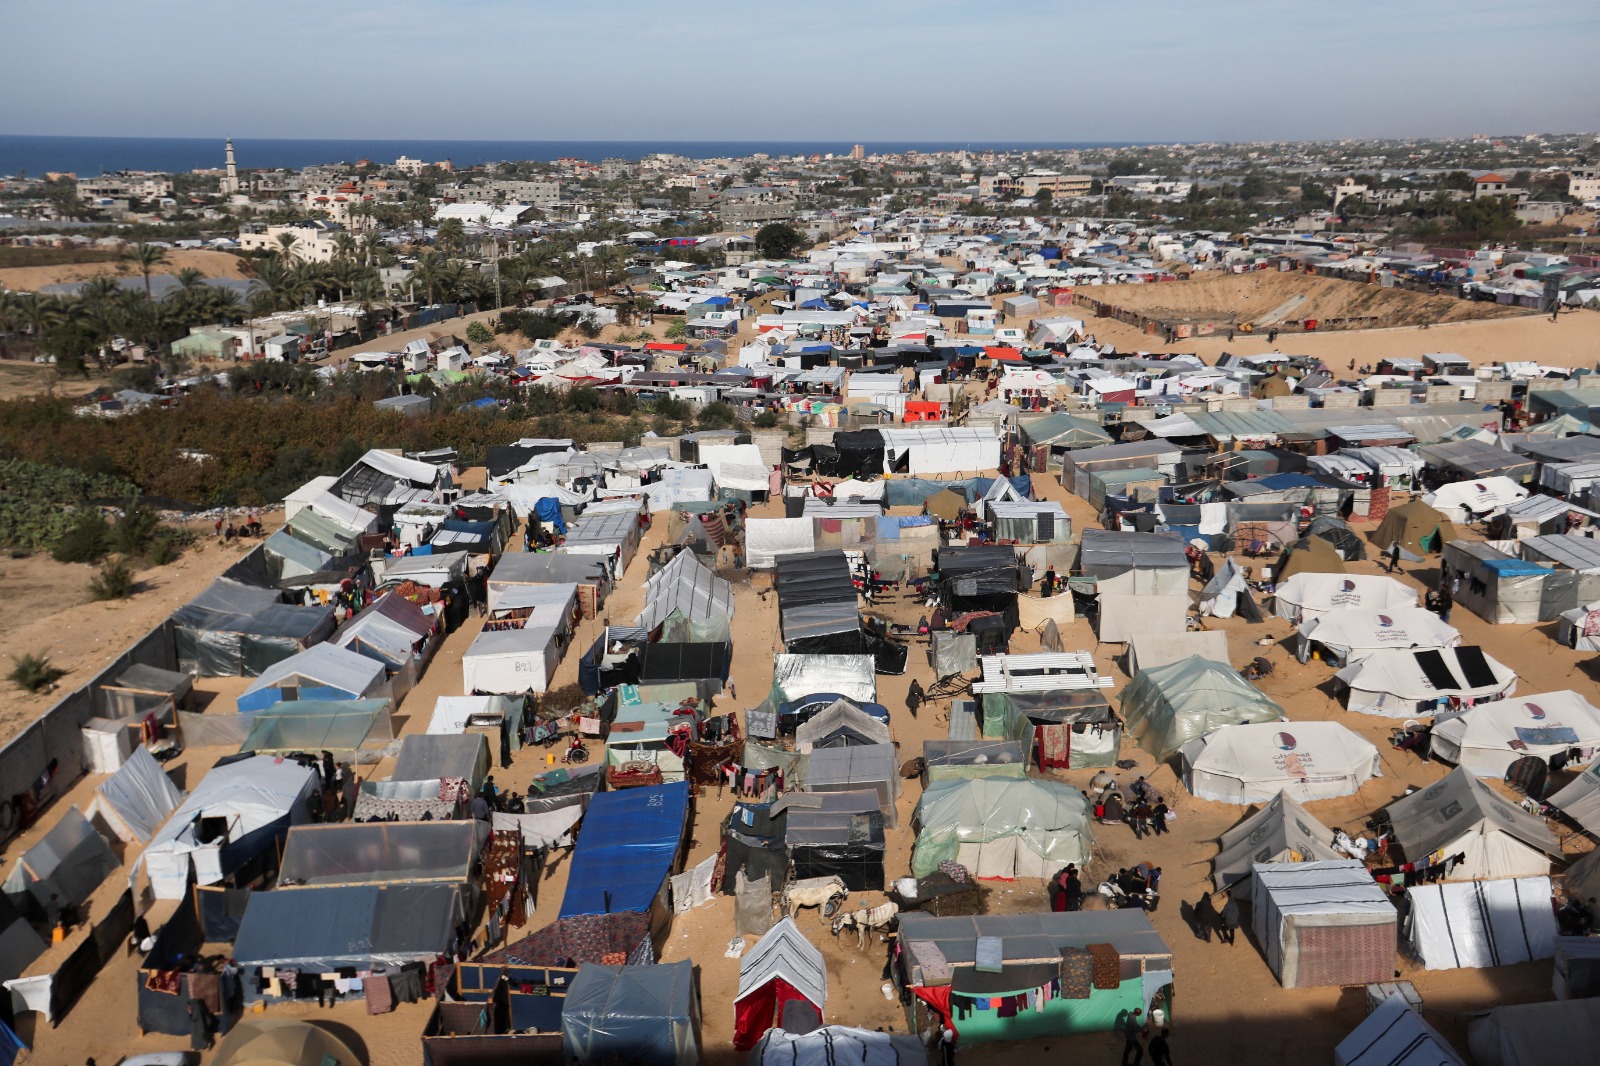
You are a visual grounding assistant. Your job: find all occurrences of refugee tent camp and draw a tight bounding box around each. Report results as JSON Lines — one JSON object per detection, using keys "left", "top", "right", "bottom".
{"left": 1271, "top": 572, "right": 1416, "bottom": 625}
{"left": 232, "top": 882, "right": 464, "bottom": 972}
{"left": 1180, "top": 721, "right": 1380, "bottom": 804}
{"left": 733, "top": 917, "right": 827, "bottom": 1051}
{"left": 1251, "top": 860, "right": 1397, "bottom": 989}
{"left": 236, "top": 641, "right": 389, "bottom": 711}
{"left": 561, "top": 959, "right": 700, "bottom": 1066}
{"left": 911, "top": 776, "right": 1092, "bottom": 879}
{"left": 1371, "top": 499, "right": 1456, "bottom": 561}
{"left": 1466, "top": 998, "right": 1600, "bottom": 1066}
{"left": 1384, "top": 767, "right": 1562, "bottom": 881}
{"left": 1404, "top": 876, "right": 1558, "bottom": 970}
{"left": 1429, "top": 690, "right": 1600, "bottom": 777}
{"left": 329, "top": 591, "right": 437, "bottom": 671}
{"left": 559, "top": 783, "right": 689, "bottom": 955}
{"left": 1078, "top": 529, "right": 1190, "bottom": 641}
{"left": 461, "top": 583, "right": 578, "bottom": 693}
{"left": 1334, "top": 646, "right": 1517, "bottom": 717}
{"left": 172, "top": 579, "right": 335, "bottom": 676}
{"left": 1211, "top": 791, "right": 1343, "bottom": 892}
{"left": 1119, "top": 656, "right": 1286, "bottom": 760}
{"left": 1334, "top": 993, "right": 1465, "bottom": 1066}
{"left": 141, "top": 756, "right": 317, "bottom": 899}
{"left": 783, "top": 790, "right": 886, "bottom": 890}
{"left": 1297, "top": 606, "right": 1460, "bottom": 667}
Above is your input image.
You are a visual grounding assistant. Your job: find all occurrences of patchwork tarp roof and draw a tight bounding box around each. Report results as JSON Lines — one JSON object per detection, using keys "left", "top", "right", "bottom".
{"left": 1120, "top": 655, "right": 1285, "bottom": 759}
{"left": 560, "top": 783, "right": 690, "bottom": 918}
{"left": 1212, "top": 790, "right": 1342, "bottom": 892}
{"left": 911, "top": 776, "right": 1091, "bottom": 879}
{"left": 330, "top": 591, "right": 434, "bottom": 667}
{"left": 1335, "top": 992, "right": 1464, "bottom": 1066}
{"left": 1386, "top": 767, "right": 1561, "bottom": 880}
{"left": 562, "top": 959, "right": 698, "bottom": 1066}
{"left": 638, "top": 549, "right": 734, "bottom": 633}
{"left": 233, "top": 883, "right": 462, "bottom": 971}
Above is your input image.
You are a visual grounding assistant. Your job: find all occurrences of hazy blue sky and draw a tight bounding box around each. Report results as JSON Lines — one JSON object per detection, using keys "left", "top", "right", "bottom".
{"left": 6, "top": 0, "right": 1595, "bottom": 142}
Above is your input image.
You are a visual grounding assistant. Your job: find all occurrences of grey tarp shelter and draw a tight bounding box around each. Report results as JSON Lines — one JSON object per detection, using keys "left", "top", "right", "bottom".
{"left": 793, "top": 699, "right": 891, "bottom": 749}
{"left": 782, "top": 790, "right": 886, "bottom": 891}
{"left": 239, "top": 698, "right": 392, "bottom": 758}
{"left": 777, "top": 551, "right": 863, "bottom": 654}
{"left": 1385, "top": 767, "right": 1562, "bottom": 881}
{"left": 1467, "top": 998, "right": 1600, "bottom": 1066}
{"left": 749, "top": 1027, "right": 927, "bottom": 1066}
{"left": 1119, "top": 655, "right": 1285, "bottom": 760}
{"left": 85, "top": 746, "right": 183, "bottom": 844}
{"left": 172, "top": 579, "right": 335, "bottom": 677}
{"left": 638, "top": 549, "right": 734, "bottom": 633}
{"left": 0, "top": 893, "right": 46, "bottom": 985}
{"left": 562, "top": 959, "right": 700, "bottom": 1066}
{"left": 802, "top": 744, "right": 898, "bottom": 826}
{"left": 391, "top": 733, "right": 491, "bottom": 792}
{"left": 1, "top": 807, "right": 117, "bottom": 917}
{"left": 232, "top": 883, "right": 463, "bottom": 972}
{"left": 237, "top": 641, "right": 388, "bottom": 712}
{"left": 276, "top": 820, "right": 484, "bottom": 888}
{"left": 734, "top": 917, "right": 827, "bottom": 1051}
{"left": 100, "top": 662, "right": 194, "bottom": 719}
{"left": 911, "top": 776, "right": 1091, "bottom": 879}
{"left": 1212, "top": 790, "right": 1343, "bottom": 892}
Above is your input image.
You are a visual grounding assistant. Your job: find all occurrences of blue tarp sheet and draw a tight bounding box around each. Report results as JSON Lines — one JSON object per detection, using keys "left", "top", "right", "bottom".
{"left": 535, "top": 496, "right": 568, "bottom": 534}
{"left": 1484, "top": 559, "right": 1553, "bottom": 576}
{"left": 559, "top": 783, "right": 690, "bottom": 918}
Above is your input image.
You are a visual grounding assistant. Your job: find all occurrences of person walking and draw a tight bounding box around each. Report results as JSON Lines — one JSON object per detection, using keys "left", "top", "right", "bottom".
{"left": 1121, "top": 1008, "right": 1146, "bottom": 1066}
{"left": 1386, "top": 541, "right": 1401, "bottom": 574}
{"left": 1193, "top": 893, "right": 1217, "bottom": 943}
{"left": 1149, "top": 1028, "right": 1173, "bottom": 1066}
{"left": 906, "top": 678, "right": 925, "bottom": 719}
{"left": 1129, "top": 802, "right": 1152, "bottom": 840}
{"left": 1219, "top": 892, "right": 1240, "bottom": 946}
{"left": 1436, "top": 579, "right": 1452, "bottom": 624}
{"left": 1151, "top": 800, "right": 1170, "bottom": 836}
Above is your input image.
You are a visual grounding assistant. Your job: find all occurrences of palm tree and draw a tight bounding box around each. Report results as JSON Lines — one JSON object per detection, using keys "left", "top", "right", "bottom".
{"left": 435, "top": 217, "right": 465, "bottom": 256}
{"left": 174, "top": 266, "right": 208, "bottom": 294}
{"left": 126, "top": 242, "right": 169, "bottom": 303}
{"left": 412, "top": 252, "right": 444, "bottom": 305}
{"left": 331, "top": 232, "right": 358, "bottom": 264}
{"left": 352, "top": 273, "right": 386, "bottom": 319}
{"left": 0, "top": 288, "right": 20, "bottom": 357}
{"left": 274, "top": 231, "right": 300, "bottom": 260}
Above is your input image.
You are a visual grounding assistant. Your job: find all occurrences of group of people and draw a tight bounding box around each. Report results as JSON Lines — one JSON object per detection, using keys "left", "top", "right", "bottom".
{"left": 213, "top": 511, "right": 263, "bottom": 541}
{"left": 1091, "top": 774, "right": 1171, "bottom": 842}
{"left": 304, "top": 750, "right": 358, "bottom": 824}
{"left": 1192, "top": 890, "right": 1241, "bottom": 945}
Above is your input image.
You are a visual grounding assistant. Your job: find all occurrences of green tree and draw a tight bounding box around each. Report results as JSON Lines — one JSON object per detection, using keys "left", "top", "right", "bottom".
{"left": 125, "top": 242, "right": 169, "bottom": 303}
{"left": 466, "top": 321, "right": 494, "bottom": 345}
{"left": 1033, "top": 188, "right": 1053, "bottom": 210}
{"left": 754, "top": 222, "right": 803, "bottom": 260}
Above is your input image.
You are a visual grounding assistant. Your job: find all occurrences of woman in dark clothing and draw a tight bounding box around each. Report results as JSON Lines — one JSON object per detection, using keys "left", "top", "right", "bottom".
{"left": 1193, "top": 893, "right": 1218, "bottom": 942}
{"left": 906, "top": 679, "right": 925, "bottom": 719}
{"left": 188, "top": 997, "right": 214, "bottom": 1051}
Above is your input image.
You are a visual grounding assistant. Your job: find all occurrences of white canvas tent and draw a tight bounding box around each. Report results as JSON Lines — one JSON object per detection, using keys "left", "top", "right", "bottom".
{"left": 748, "top": 1027, "right": 927, "bottom": 1066}
{"left": 1335, "top": 993, "right": 1465, "bottom": 1066}
{"left": 427, "top": 694, "right": 521, "bottom": 735}
{"left": 1335, "top": 646, "right": 1517, "bottom": 717}
{"left": 1424, "top": 476, "right": 1529, "bottom": 520}
{"left": 1272, "top": 572, "right": 1417, "bottom": 625}
{"left": 85, "top": 747, "right": 183, "bottom": 844}
{"left": 1181, "top": 721, "right": 1379, "bottom": 804}
{"left": 1297, "top": 606, "right": 1460, "bottom": 666}
{"left": 1126, "top": 630, "right": 1229, "bottom": 676}
{"left": 461, "top": 583, "right": 577, "bottom": 694}
{"left": 1212, "top": 791, "right": 1343, "bottom": 892}
{"left": 1251, "top": 860, "right": 1397, "bottom": 989}
{"left": 1385, "top": 767, "right": 1561, "bottom": 881}
{"left": 1549, "top": 761, "right": 1600, "bottom": 835}
{"left": 1199, "top": 557, "right": 1248, "bottom": 618}
{"left": 140, "top": 756, "right": 316, "bottom": 899}
{"left": 700, "top": 443, "right": 771, "bottom": 494}
{"left": 1430, "top": 690, "right": 1600, "bottom": 777}
{"left": 879, "top": 427, "right": 1001, "bottom": 475}
{"left": 746, "top": 518, "right": 816, "bottom": 568}
{"left": 1404, "top": 876, "right": 1557, "bottom": 969}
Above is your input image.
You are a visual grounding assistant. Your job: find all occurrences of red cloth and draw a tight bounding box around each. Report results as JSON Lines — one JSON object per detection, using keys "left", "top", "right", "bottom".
{"left": 912, "top": 984, "right": 957, "bottom": 1040}
{"left": 734, "top": 977, "right": 820, "bottom": 1051}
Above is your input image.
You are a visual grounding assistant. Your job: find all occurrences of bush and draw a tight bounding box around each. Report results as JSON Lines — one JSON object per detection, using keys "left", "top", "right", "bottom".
{"left": 147, "top": 534, "right": 179, "bottom": 566}
{"left": 695, "top": 401, "right": 738, "bottom": 429}
{"left": 8, "top": 653, "right": 64, "bottom": 692}
{"left": 89, "top": 556, "right": 137, "bottom": 600}
{"left": 110, "top": 498, "right": 161, "bottom": 556}
{"left": 465, "top": 321, "right": 493, "bottom": 345}
{"left": 753, "top": 410, "right": 780, "bottom": 428}
{"left": 52, "top": 509, "right": 111, "bottom": 563}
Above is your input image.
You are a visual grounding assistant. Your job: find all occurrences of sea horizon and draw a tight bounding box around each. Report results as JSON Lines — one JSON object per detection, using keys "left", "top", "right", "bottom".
{"left": 0, "top": 134, "right": 1134, "bottom": 177}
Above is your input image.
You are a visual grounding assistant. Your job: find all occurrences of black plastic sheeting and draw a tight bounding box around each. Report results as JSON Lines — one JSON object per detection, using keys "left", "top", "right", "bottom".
{"left": 638, "top": 642, "right": 730, "bottom": 684}
{"left": 939, "top": 546, "right": 1021, "bottom": 632}
{"left": 139, "top": 885, "right": 206, "bottom": 1036}
{"left": 720, "top": 804, "right": 789, "bottom": 895}
{"left": 790, "top": 844, "right": 885, "bottom": 891}
{"left": 818, "top": 431, "right": 884, "bottom": 479}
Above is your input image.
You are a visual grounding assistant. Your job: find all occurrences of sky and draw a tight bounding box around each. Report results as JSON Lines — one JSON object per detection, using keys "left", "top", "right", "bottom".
{"left": 5, "top": 0, "right": 1596, "bottom": 143}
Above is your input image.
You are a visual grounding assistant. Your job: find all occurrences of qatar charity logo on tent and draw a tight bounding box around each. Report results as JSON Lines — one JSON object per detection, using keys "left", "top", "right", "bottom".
{"left": 1376, "top": 614, "right": 1394, "bottom": 628}
{"left": 1341, "top": 579, "right": 1357, "bottom": 592}
{"left": 1275, "top": 732, "right": 1298, "bottom": 751}
{"left": 1525, "top": 702, "right": 1546, "bottom": 720}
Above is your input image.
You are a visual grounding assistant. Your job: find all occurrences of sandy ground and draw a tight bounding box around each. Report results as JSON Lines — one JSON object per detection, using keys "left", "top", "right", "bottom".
{"left": 0, "top": 516, "right": 277, "bottom": 746}
{"left": 14, "top": 456, "right": 1595, "bottom": 1064}
{"left": 1086, "top": 271, "right": 1526, "bottom": 329}
{"left": 0, "top": 249, "right": 252, "bottom": 292}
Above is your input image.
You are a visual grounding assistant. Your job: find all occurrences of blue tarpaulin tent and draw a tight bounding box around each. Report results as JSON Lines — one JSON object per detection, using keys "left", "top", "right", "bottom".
{"left": 559, "top": 783, "right": 690, "bottom": 918}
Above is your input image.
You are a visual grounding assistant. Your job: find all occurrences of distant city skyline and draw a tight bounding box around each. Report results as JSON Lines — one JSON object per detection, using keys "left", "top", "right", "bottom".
{"left": 5, "top": 1, "right": 1596, "bottom": 143}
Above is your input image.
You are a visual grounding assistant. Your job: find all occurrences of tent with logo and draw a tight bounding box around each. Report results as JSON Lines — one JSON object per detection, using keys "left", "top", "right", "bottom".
{"left": 1212, "top": 791, "right": 1343, "bottom": 893}
{"left": 1425, "top": 476, "right": 1529, "bottom": 521}
{"left": 1385, "top": 767, "right": 1562, "bottom": 881}
{"left": 1297, "top": 606, "right": 1460, "bottom": 667}
{"left": 1180, "top": 721, "right": 1380, "bottom": 804}
{"left": 1335, "top": 992, "right": 1465, "bottom": 1066}
{"left": 1371, "top": 499, "right": 1456, "bottom": 561}
{"left": 1251, "top": 860, "right": 1397, "bottom": 989}
{"left": 1119, "top": 656, "right": 1286, "bottom": 760}
{"left": 911, "top": 777, "right": 1092, "bottom": 879}
{"left": 734, "top": 917, "right": 827, "bottom": 1051}
{"left": 1404, "top": 876, "right": 1558, "bottom": 970}
{"left": 1272, "top": 573, "right": 1416, "bottom": 625}
{"left": 1334, "top": 646, "right": 1517, "bottom": 717}
{"left": 1430, "top": 690, "right": 1600, "bottom": 777}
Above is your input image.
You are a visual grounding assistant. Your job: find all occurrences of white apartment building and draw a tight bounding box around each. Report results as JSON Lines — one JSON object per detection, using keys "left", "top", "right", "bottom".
{"left": 237, "top": 220, "right": 346, "bottom": 262}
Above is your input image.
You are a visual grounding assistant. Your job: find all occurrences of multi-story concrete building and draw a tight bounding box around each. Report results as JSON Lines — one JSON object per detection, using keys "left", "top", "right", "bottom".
{"left": 237, "top": 220, "right": 346, "bottom": 262}
{"left": 76, "top": 172, "right": 174, "bottom": 201}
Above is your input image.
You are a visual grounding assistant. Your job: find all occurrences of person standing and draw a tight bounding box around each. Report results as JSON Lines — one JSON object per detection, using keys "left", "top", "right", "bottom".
{"left": 1436, "top": 579, "right": 1452, "bottom": 624}
{"left": 1040, "top": 566, "right": 1056, "bottom": 598}
{"left": 1386, "top": 541, "right": 1401, "bottom": 574}
{"left": 1121, "top": 1008, "right": 1146, "bottom": 1066}
{"left": 1219, "top": 892, "right": 1240, "bottom": 946}
{"left": 1151, "top": 800, "right": 1170, "bottom": 836}
{"left": 1129, "top": 802, "right": 1152, "bottom": 840}
{"left": 906, "top": 679, "right": 925, "bottom": 719}
{"left": 188, "top": 996, "right": 214, "bottom": 1052}
{"left": 1193, "top": 893, "right": 1217, "bottom": 943}
{"left": 1148, "top": 1028, "right": 1173, "bottom": 1066}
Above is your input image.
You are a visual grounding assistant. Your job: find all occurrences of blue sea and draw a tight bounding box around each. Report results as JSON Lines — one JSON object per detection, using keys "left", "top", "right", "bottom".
{"left": 0, "top": 135, "right": 1128, "bottom": 177}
